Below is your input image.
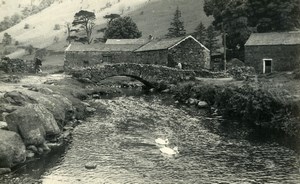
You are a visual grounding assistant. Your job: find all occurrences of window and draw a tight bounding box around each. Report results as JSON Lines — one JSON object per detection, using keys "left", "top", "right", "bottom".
{"left": 103, "top": 54, "right": 112, "bottom": 63}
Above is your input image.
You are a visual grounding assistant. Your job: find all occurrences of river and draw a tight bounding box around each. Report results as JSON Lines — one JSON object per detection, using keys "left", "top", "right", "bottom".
{"left": 1, "top": 94, "right": 300, "bottom": 183}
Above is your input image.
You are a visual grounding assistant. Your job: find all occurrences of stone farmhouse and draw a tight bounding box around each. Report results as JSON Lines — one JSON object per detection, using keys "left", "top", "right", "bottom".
{"left": 64, "top": 35, "right": 210, "bottom": 70}
{"left": 245, "top": 32, "right": 300, "bottom": 74}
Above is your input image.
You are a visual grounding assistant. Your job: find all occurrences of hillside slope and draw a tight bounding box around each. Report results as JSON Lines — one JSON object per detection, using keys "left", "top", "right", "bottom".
{"left": 127, "top": 0, "right": 213, "bottom": 38}
{"left": 0, "top": 0, "right": 212, "bottom": 51}
{"left": 0, "top": 0, "right": 153, "bottom": 48}
{"left": 0, "top": 0, "right": 42, "bottom": 21}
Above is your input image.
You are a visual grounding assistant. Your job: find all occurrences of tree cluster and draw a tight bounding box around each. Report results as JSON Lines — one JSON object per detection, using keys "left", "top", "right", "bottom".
{"left": 0, "top": 14, "right": 22, "bottom": 32}
{"left": 2, "top": 32, "right": 12, "bottom": 46}
{"left": 0, "top": 0, "right": 56, "bottom": 32}
{"left": 192, "top": 22, "right": 219, "bottom": 56}
{"left": 204, "top": 0, "right": 300, "bottom": 59}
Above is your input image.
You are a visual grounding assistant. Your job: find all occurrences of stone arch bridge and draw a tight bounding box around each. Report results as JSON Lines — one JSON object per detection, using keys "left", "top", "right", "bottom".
{"left": 70, "top": 63, "right": 214, "bottom": 88}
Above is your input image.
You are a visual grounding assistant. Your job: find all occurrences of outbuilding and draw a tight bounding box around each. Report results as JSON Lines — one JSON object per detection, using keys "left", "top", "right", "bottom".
{"left": 245, "top": 32, "right": 300, "bottom": 73}
{"left": 64, "top": 35, "right": 210, "bottom": 70}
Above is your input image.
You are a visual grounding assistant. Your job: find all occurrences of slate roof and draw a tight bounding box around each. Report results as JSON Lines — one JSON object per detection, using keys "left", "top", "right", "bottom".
{"left": 245, "top": 32, "right": 300, "bottom": 46}
{"left": 105, "top": 39, "right": 149, "bottom": 45}
{"left": 65, "top": 43, "right": 142, "bottom": 52}
{"left": 65, "top": 35, "right": 209, "bottom": 52}
{"left": 135, "top": 35, "right": 209, "bottom": 52}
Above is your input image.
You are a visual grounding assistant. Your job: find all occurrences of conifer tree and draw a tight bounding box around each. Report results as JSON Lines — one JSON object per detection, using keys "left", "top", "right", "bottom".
{"left": 166, "top": 6, "right": 186, "bottom": 38}
{"left": 193, "top": 22, "right": 206, "bottom": 43}
{"left": 205, "top": 25, "right": 219, "bottom": 56}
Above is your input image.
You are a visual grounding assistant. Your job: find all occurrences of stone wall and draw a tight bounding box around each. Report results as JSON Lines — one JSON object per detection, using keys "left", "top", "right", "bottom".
{"left": 0, "top": 58, "right": 34, "bottom": 73}
{"left": 64, "top": 51, "right": 135, "bottom": 70}
{"left": 134, "top": 50, "right": 169, "bottom": 65}
{"left": 169, "top": 38, "right": 210, "bottom": 70}
{"left": 134, "top": 38, "right": 210, "bottom": 70}
{"left": 245, "top": 45, "right": 300, "bottom": 73}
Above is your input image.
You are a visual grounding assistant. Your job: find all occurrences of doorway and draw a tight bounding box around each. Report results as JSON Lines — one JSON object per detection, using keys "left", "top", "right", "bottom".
{"left": 263, "top": 59, "right": 272, "bottom": 74}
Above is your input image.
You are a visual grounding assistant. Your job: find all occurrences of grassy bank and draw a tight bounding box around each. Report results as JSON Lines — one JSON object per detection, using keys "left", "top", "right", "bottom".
{"left": 169, "top": 81, "right": 300, "bottom": 146}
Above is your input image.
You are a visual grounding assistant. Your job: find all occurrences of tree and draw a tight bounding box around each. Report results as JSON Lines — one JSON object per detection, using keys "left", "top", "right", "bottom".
{"left": 2, "top": 32, "right": 12, "bottom": 46}
{"left": 193, "top": 22, "right": 206, "bottom": 43}
{"left": 246, "top": 0, "right": 300, "bottom": 32}
{"left": 72, "top": 10, "right": 96, "bottom": 44}
{"left": 166, "top": 6, "right": 186, "bottom": 38}
{"left": 205, "top": 25, "right": 218, "bottom": 56}
{"left": 104, "top": 16, "right": 142, "bottom": 39}
{"left": 10, "top": 13, "right": 21, "bottom": 25}
{"left": 103, "top": 13, "right": 121, "bottom": 24}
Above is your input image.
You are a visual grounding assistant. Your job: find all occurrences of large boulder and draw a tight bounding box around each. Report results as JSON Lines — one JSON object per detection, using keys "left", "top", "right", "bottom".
{"left": 5, "top": 104, "right": 60, "bottom": 145}
{"left": 0, "top": 130, "right": 26, "bottom": 168}
{"left": 21, "top": 91, "right": 75, "bottom": 127}
{"left": 3, "top": 91, "right": 37, "bottom": 106}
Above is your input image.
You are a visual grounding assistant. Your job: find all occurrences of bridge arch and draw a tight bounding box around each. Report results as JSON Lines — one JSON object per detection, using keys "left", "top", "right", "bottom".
{"left": 98, "top": 74, "right": 155, "bottom": 88}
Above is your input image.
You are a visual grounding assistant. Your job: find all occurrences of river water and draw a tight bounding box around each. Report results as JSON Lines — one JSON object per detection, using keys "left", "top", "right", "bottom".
{"left": 1, "top": 95, "right": 300, "bottom": 183}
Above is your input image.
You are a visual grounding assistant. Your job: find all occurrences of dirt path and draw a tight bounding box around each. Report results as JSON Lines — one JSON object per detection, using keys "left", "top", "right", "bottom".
{"left": 0, "top": 73, "right": 70, "bottom": 95}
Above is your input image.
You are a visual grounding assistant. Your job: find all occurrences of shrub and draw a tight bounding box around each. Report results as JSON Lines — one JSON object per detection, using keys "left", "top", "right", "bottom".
{"left": 24, "top": 23, "right": 29, "bottom": 29}
{"left": 25, "top": 45, "right": 34, "bottom": 55}
{"left": 227, "top": 66, "right": 255, "bottom": 80}
{"left": 53, "top": 36, "right": 59, "bottom": 43}
{"left": 53, "top": 24, "right": 60, "bottom": 30}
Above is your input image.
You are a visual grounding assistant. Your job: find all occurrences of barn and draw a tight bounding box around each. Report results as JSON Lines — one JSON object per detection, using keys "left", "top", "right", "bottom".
{"left": 64, "top": 39, "right": 148, "bottom": 69}
{"left": 245, "top": 32, "right": 300, "bottom": 73}
{"left": 134, "top": 35, "right": 210, "bottom": 70}
{"left": 64, "top": 35, "right": 210, "bottom": 70}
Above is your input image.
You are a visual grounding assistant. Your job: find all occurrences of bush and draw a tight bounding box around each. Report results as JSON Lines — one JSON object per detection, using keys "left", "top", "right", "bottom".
{"left": 53, "top": 24, "right": 60, "bottom": 30}
{"left": 227, "top": 66, "right": 255, "bottom": 80}
{"left": 24, "top": 23, "right": 29, "bottom": 29}
{"left": 25, "top": 45, "right": 34, "bottom": 55}
{"left": 53, "top": 36, "right": 59, "bottom": 43}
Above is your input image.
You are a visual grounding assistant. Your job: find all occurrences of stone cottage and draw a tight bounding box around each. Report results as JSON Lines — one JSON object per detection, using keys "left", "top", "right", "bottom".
{"left": 64, "top": 35, "right": 210, "bottom": 70}
{"left": 245, "top": 32, "right": 300, "bottom": 74}
{"left": 134, "top": 35, "right": 210, "bottom": 70}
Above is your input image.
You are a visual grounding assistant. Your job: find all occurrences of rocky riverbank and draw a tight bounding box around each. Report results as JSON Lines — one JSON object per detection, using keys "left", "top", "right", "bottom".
{"left": 162, "top": 81, "right": 300, "bottom": 151}
{"left": 0, "top": 73, "right": 115, "bottom": 174}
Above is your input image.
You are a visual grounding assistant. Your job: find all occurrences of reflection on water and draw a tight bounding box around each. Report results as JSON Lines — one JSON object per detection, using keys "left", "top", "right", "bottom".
{"left": 41, "top": 96, "right": 299, "bottom": 184}
{"left": 1, "top": 95, "right": 300, "bottom": 183}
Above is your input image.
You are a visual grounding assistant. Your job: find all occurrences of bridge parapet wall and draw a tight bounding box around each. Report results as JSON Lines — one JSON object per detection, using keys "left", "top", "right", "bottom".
{"left": 70, "top": 63, "right": 216, "bottom": 87}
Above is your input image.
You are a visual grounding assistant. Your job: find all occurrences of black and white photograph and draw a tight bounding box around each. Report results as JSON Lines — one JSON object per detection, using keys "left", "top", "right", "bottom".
{"left": 0, "top": 0, "right": 300, "bottom": 183}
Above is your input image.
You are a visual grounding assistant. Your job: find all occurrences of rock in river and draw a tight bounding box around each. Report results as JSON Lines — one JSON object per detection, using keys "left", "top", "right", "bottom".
{"left": 198, "top": 101, "right": 208, "bottom": 108}
{"left": 0, "top": 121, "right": 8, "bottom": 130}
{"left": 0, "top": 130, "right": 26, "bottom": 168}
{"left": 85, "top": 162, "right": 97, "bottom": 170}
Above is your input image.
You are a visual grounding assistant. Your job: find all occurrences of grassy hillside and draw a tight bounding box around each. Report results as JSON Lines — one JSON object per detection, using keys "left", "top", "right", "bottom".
{"left": 0, "top": 0, "right": 213, "bottom": 56}
{"left": 128, "top": 0, "right": 213, "bottom": 38}
{"left": 0, "top": 0, "right": 152, "bottom": 48}
{"left": 0, "top": 0, "right": 41, "bottom": 21}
